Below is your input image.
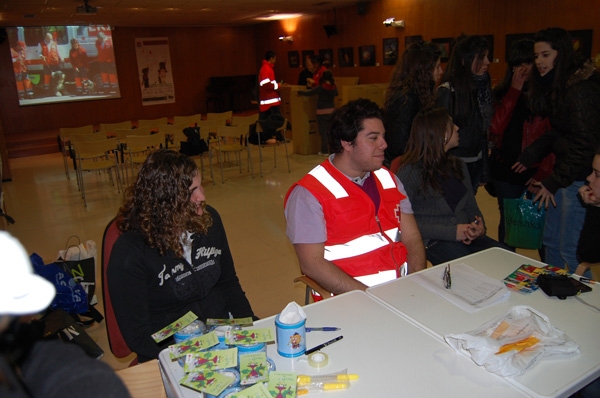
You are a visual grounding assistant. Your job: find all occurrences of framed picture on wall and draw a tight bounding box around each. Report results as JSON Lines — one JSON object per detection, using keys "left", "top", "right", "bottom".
{"left": 338, "top": 47, "right": 354, "bottom": 67}
{"left": 358, "top": 45, "right": 376, "bottom": 66}
{"left": 288, "top": 51, "right": 299, "bottom": 68}
{"left": 301, "top": 50, "right": 315, "bottom": 67}
{"left": 383, "top": 37, "right": 398, "bottom": 65}
{"left": 319, "top": 48, "right": 334, "bottom": 67}
{"left": 505, "top": 33, "right": 535, "bottom": 61}
{"left": 482, "top": 35, "right": 494, "bottom": 62}
{"left": 569, "top": 29, "right": 593, "bottom": 59}
{"left": 432, "top": 37, "right": 454, "bottom": 62}
{"left": 405, "top": 35, "right": 422, "bottom": 49}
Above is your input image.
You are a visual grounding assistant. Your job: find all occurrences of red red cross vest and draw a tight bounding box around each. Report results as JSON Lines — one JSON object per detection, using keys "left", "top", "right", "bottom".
{"left": 285, "top": 160, "right": 408, "bottom": 281}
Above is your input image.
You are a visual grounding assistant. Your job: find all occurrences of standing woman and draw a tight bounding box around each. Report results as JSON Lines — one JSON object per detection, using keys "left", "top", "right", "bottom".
{"left": 298, "top": 70, "right": 338, "bottom": 155}
{"left": 488, "top": 39, "right": 554, "bottom": 250}
{"left": 397, "top": 107, "right": 506, "bottom": 265}
{"left": 436, "top": 35, "right": 493, "bottom": 191}
{"left": 383, "top": 41, "right": 442, "bottom": 169}
{"left": 513, "top": 27, "right": 600, "bottom": 273}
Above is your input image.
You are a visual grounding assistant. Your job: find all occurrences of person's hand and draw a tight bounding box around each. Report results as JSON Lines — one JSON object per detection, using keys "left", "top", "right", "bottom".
{"left": 512, "top": 161, "right": 528, "bottom": 173}
{"left": 531, "top": 181, "right": 556, "bottom": 208}
{"left": 579, "top": 184, "right": 600, "bottom": 206}
{"left": 463, "top": 216, "right": 485, "bottom": 244}
{"left": 511, "top": 65, "right": 529, "bottom": 91}
{"left": 457, "top": 224, "right": 472, "bottom": 244}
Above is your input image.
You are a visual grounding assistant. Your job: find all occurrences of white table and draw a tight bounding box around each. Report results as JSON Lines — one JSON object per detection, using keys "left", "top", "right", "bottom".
{"left": 367, "top": 248, "right": 600, "bottom": 398}
{"left": 160, "top": 290, "right": 527, "bottom": 397}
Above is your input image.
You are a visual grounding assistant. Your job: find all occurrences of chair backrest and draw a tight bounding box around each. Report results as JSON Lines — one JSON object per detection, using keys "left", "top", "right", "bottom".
{"left": 101, "top": 217, "right": 137, "bottom": 363}
{"left": 137, "top": 117, "right": 168, "bottom": 130}
{"left": 231, "top": 114, "right": 258, "bottom": 127}
{"left": 216, "top": 124, "right": 250, "bottom": 139}
{"left": 59, "top": 125, "right": 95, "bottom": 141}
{"left": 99, "top": 121, "right": 133, "bottom": 134}
{"left": 173, "top": 114, "right": 202, "bottom": 127}
{"left": 206, "top": 110, "right": 233, "bottom": 124}
{"left": 75, "top": 138, "right": 119, "bottom": 160}
{"left": 70, "top": 133, "right": 110, "bottom": 149}
{"left": 197, "top": 119, "right": 226, "bottom": 137}
{"left": 126, "top": 132, "right": 166, "bottom": 152}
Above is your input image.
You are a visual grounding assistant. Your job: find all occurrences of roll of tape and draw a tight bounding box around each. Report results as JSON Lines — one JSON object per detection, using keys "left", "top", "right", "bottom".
{"left": 308, "top": 352, "right": 329, "bottom": 368}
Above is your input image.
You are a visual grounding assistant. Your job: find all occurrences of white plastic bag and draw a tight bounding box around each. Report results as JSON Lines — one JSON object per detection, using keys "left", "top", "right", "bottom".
{"left": 444, "top": 305, "right": 579, "bottom": 376}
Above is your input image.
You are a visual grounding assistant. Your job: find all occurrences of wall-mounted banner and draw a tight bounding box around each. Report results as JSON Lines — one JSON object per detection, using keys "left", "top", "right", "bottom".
{"left": 135, "top": 37, "right": 175, "bottom": 105}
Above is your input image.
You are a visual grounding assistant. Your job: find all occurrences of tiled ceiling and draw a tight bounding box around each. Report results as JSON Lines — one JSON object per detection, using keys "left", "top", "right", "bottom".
{"left": 0, "top": 0, "right": 357, "bottom": 27}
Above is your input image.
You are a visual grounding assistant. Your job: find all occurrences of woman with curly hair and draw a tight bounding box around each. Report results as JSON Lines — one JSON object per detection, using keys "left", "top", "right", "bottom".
{"left": 108, "top": 149, "right": 256, "bottom": 362}
{"left": 397, "top": 107, "right": 506, "bottom": 265}
{"left": 383, "top": 41, "right": 442, "bottom": 169}
{"left": 436, "top": 35, "right": 493, "bottom": 191}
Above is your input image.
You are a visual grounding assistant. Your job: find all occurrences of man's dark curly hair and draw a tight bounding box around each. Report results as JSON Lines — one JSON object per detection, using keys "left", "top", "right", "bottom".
{"left": 117, "top": 149, "right": 212, "bottom": 257}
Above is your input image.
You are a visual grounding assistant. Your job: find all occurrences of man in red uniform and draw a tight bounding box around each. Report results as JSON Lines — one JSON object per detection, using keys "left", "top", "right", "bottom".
{"left": 69, "top": 38, "right": 90, "bottom": 95}
{"left": 11, "top": 41, "right": 33, "bottom": 99}
{"left": 258, "top": 50, "right": 281, "bottom": 120}
{"left": 95, "top": 32, "right": 118, "bottom": 93}
{"left": 284, "top": 99, "right": 426, "bottom": 297}
{"left": 39, "top": 32, "right": 62, "bottom": 92}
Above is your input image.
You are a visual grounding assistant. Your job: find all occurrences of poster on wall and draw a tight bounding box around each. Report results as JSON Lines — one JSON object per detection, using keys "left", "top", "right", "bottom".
{"left": 6, "top": 25, "right": 121, "bottom": 106}
{"left": 135, "top": 37, "right": 175, "bottom": 105}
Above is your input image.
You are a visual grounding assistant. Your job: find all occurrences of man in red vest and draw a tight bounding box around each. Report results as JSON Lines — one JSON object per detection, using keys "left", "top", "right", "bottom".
{"left": 258, "top": 50, "right": 281, "bottom": 119}
{"left": 284, "top": 99, "right": 426, "bottom": 297}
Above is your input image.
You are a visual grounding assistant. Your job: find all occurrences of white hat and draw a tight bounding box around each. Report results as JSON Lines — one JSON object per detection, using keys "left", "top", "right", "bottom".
{"left": 0, "top": 231, "right": 56, "bottom": 315}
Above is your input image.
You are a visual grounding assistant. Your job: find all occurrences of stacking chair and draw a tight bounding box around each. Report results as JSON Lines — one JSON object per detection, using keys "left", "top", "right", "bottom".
{"left": 173, "top": 113, "right": 202, "bottom": 127}
{"left": 214, "top": 125, "right": 253, "bottom": 183}
{"left": 74, "top": 138, "right": 122, "bottom": 207}
{"left": 58, "top": 125, "right": 95, "bottom": 179}
{"left": 253, "top": 118, "right": 291, "bottom": 177}
{"left": 206, "top": 110, "right": 233, "bottom": 125}
{"left": 231, "top": 114, "right": 258, "bottom": 127}
{"left": 125, "top": 132, "right": 166, "bottom": 181}
{"left": 101, "top": 217, "right": 138, "bottom": 366}
{"left": 294, "top": 275, "right": 332, "bottom": 305}
{"left": 98, "top": 121, "right": 133, "bottom": 136}
{"left": 137, "top": 117, "right": 168, "bottom": 132}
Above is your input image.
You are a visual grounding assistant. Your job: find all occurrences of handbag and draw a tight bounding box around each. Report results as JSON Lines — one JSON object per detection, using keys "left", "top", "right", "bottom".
{"left": 503, "top": 192, "right": 545, "bottom": 249}
{"left": 57, "top": 236, "right": 97, "bottom": 306}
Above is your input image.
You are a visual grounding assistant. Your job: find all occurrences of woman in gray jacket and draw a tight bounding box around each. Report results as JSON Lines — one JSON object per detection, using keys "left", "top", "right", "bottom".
{"left": 397, "top": 107, "right": 506, "bottom": 265}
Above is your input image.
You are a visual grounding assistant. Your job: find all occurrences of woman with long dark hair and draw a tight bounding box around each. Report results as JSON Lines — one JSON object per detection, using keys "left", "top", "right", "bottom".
{"left": 436, "top": 35, "right": 493, "bottom": 191}
{"left": 383, "top": 41, "right": 442, "bottom": 168}
{"left": 513, "top": 27, "right": 600, "bottom": 274}
{"left": 398, "top": 107, "right": 505, "bottom": 265}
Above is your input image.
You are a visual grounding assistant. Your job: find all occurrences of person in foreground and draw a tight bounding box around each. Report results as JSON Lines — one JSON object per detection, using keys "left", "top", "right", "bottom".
{"left": 108, "top": 149, "right": 256, "bottom": 362}
{"left": 397, "top": 107, "right": 507, "bottom": 265}
{"left": 284, "top": 98, "right": 426, "bottom": 297}
{"left": 0, "top": 231, "right": 130, "bottom": 398}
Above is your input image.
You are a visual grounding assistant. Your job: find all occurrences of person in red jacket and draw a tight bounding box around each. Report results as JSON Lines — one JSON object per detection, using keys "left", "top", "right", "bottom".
{"left": 39, "top": 32, "right": 62, "bottom": 92}
{"left": 306, "top": 55, "right": 327, "bottom": 88}
{"left": 95, "top": 32, "right": 118, "bottom": 93}
{"left": 69, "top": 38, "right": 90, "bottom": 95}
{"left": 258, "top": 50, "right": 281, "bottom": 119}
{"left": 11, "top": 41, "right": 33, "bottom": 99}
{"left": 284, "top": 99, "right": 425, "bottom": 298}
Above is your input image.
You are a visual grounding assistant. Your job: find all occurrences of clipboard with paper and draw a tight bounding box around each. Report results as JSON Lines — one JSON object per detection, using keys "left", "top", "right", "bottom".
{"left": 412, "top": 263, "right": 510, "bottom": 312}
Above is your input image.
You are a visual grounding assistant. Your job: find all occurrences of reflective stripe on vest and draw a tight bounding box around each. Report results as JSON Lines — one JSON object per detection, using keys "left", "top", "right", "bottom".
{"left": 324, "top": 227, "right": 398, "bottom": 261}
{"left": 260, "top": 97, "right": 281, "bottom": 105}
{"left": 259, "top": 78, "right": 279, "bottom": 91}
{"left": 308, "top": 165, "right": 348, "bottom": 198}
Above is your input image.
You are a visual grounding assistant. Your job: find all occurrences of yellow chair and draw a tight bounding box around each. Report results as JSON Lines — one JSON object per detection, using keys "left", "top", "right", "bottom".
{"left": 294, "top": 275, "right": 332, "bottom": 305}
{"left": 74, "top": 138, "right": 122, "bottom": 207}
{"left": 254, "top": 118, "right": 291, "bottom": 177}
{"left": 58, "top": 125, "right": 95, "bottom": 179}
{"left": 206, "top": 110, "right": 233, "bottom": 125}
{"left": 98, "top": 121, "right": 133, "bottom": 134}
{"left": 231, "top": 114, "right": 258, "bottom": 127}
{"left": 125, "top": 132, "right": 166, "bottom": 181}
{"left": 214, "top": 125, "right": 253, "bottom": 183}
{"left": 137, "top": 117, "right": 168, "bottom": 132}
{"left": 173, "top": 114, "right": 202, "bottom": 127}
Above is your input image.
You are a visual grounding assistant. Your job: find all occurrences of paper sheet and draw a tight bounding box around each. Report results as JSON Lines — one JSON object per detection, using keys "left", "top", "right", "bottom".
{"left": 412, "top": 263, "right": 510, "bottom": 312}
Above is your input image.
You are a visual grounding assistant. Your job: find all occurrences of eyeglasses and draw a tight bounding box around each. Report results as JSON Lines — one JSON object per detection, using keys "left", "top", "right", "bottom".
{"left": 443, "top": 264, "right": 451, "bottom": 289}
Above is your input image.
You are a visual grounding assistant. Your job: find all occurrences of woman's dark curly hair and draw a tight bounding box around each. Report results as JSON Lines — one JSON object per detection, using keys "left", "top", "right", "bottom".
{"left": 400, "top": 107, "right": 464, "bottom": 194}
{"left": 117, "top": 149, "right": 212, "bottom": 257}
{"left": 384, "top": 41, "right": 441, "bottom": 110}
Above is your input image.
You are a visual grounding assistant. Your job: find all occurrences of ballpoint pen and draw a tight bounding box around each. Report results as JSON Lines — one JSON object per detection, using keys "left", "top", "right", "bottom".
{"left": 580, "top": 277, "right": 597, "bottom": 285}
{"left": 306, "top": 327, "right": 340, "bottom": 332}
{"left": 305, "top": 336, "right": 343, "bottom": 355}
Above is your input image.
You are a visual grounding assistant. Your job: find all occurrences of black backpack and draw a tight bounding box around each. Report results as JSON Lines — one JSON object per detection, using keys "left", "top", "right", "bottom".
{"left": 180, "top": 126, "right": 208, "bottom": 156}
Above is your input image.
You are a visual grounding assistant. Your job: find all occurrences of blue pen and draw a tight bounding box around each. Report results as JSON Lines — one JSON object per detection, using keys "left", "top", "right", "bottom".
{"left": 306, "top": 327, "right": 340, "bottom": 332}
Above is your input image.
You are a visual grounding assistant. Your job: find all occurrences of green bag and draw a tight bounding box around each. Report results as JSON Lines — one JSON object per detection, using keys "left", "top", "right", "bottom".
{"left": 503, "top": 193, "right": 546, "bottom": 249}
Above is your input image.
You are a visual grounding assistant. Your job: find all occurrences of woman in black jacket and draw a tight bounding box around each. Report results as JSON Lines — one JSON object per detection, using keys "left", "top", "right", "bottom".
{"left": 513, "top": 28, "right": 600, "bottom": 274}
